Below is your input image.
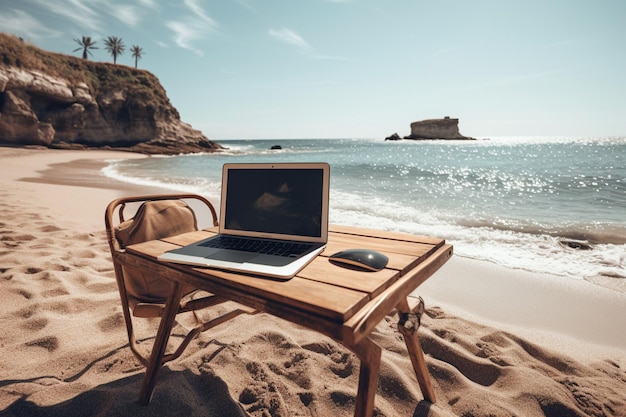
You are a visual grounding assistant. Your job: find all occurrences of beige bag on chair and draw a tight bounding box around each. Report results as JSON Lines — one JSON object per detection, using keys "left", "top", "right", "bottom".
{"left": 116, "top": 200, "right": 198, "bottom": 303}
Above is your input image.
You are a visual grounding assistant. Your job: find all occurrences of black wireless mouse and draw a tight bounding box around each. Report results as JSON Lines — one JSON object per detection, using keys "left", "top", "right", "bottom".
{"left": 329, "top": 248, "right": 389, "bottom": 272}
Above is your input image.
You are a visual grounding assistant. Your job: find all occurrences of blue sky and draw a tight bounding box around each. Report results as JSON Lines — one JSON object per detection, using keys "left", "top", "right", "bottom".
{"left": 1, "top": 0, "right": 625, "bottom": 139}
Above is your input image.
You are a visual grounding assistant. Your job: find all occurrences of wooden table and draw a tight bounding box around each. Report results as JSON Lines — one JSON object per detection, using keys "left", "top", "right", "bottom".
{"left": 117, "top": 224, "right": 453, "bottom": 417}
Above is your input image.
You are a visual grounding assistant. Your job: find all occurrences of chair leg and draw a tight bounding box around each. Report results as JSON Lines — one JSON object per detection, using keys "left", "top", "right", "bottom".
{"left": 347, "top": 337, "right": 382, "bottom": 417}
{"left": 139, "top": 281, "right": 185, "bottom": 405}
{"left": 397, "top": 297, "right": 436, "bottom": 403}
{"left": 163, "top": 307, "right": 255, "bottom": 364}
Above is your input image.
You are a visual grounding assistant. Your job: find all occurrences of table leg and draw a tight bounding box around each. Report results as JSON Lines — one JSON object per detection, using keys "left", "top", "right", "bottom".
{"left": 347, "top": 337, "right": 382, "bottom": 417}
{"left": 397, "top": 297, "right": 437, "bottom": 403}
{"left": 139, "top": 281, "right": 185, "bottom": 405}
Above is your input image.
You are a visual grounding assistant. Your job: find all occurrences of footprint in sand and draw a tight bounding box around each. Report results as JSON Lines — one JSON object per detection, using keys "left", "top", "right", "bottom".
{"left": 39, "top": 225, "right": 64, "bottom": 233}
{"left": 302, "top": 341, "right": 334, "bottom": 355}
{"left": 267, "top": 351, "right": 312, "bottom": 390}
{"left": 1, "top": 238, "right": 19, "bottom": 248}
{"left": 238, "top": 384, "right": 263, "bottom": 405}
{"left": 27, "top": 268, "right": 69, "bottom": 290}
{"left": 1, "top": 267, "right": 14, "bottom": 281}
{"left": 302, "top": 341, "right": 355, "bottom": 379}
{"left": 15, "top": 288, "right": 33, "bottom": 299}
{"left": 15, "top": 234, "right": 38, "bottom": 242}
{"left": 51, "top": 263, "right": 71, "bottom": 272}
{"left": 329, "top": 352, "right": 354, "bottom": 379}
{"left": 297, "top": 391, "right": 313, "bottom": 406}
{"left": 42, "top": 287, "right": 70, "bottom": 298}
{"left": 245, "top": 361, "right": 267, "bottom": 382}
{"left": 97, "top": 312, "right": 124, "bottom": 332}
{"left": 250, "top": 332, "right": 316, "bottom": 390}
{"left": 422, "top": 327, "right": 501, "bottom": 387}
{"left": 25, "top": 335, "right": 59, "bottom": 352}
{"left": 240, "top": 361, "right": 290, "bottom": 415}
{"left": 378, "top": 369, "right": 415, "bottom": 402}
{"left": 16, "top": 305, "right": 38, "bottom": 319}
{"left": 330, "top": 391, "right": 355, "bottom": 408}
{"left": 22, "top": 317, "right": 49, "bottom": 331}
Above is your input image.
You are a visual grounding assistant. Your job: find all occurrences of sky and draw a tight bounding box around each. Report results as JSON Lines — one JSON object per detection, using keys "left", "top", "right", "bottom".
{"left": 1, "top": 0, "right": 625, "bottom": 140}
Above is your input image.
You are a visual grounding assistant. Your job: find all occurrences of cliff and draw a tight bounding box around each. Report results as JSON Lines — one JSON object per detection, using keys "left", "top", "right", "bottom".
{"left": 403, "top": 117, "right": 474, "bottom": 140}
{"left": 0, "top": 33, "right": 222, "bottom": 154}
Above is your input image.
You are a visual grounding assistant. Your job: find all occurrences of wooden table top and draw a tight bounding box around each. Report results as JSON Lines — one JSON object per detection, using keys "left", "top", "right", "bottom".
{"left": 119, "top": 224, "right": 453, "bottom": 345}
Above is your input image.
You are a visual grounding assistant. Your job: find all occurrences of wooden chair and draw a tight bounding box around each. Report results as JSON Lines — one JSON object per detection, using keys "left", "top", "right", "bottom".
{"left": 104, "top": 194, "right": 253, "bottom": 373}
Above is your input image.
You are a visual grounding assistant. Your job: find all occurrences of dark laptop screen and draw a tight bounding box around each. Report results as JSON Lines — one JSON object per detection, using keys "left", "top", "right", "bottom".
{"left": 223, "top": 168, "right": 324, "bottom": 238}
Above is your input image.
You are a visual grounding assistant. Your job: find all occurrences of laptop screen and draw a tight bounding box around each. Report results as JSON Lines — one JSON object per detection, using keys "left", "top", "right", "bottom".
{"left": 220, "top": 163, "right": 330, "bottom": 241}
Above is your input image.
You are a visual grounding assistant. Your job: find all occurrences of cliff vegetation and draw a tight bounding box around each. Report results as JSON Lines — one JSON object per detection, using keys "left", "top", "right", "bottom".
{"left": 0, "top": 33, "right": 222, "bottom": 154}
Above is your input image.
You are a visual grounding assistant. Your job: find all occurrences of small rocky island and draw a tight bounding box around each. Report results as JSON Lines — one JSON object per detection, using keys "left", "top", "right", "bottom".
{"left": 386, "top": 116, "right": 475, "bottom": 141}
{"left": 0, "top": 33, "right": 222, "bottom": 155}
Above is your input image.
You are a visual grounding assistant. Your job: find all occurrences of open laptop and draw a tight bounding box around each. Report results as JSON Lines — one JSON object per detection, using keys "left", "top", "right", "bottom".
{"left": 158, "top": 162, "right": 330, "bottom": 279}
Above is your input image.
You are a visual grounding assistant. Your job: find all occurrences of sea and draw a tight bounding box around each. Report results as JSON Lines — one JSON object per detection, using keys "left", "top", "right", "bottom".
{"left": 102, "top": 136, "right": 626, "bottom": 283}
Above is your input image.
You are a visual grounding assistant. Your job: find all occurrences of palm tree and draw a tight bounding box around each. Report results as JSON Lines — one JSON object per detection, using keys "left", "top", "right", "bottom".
{"left": 130, "top": 45, "right": 144, "bottom": 68}
{"left": 103, "top": 36, "right": 126, "bottom": 64}
{"left": 73, "top": 36, "right": 98, "bottom": 59}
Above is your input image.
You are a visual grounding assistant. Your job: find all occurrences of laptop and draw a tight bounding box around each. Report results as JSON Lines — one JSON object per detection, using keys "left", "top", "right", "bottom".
{"left": 158, "top": 162, "right": 330, "bottom": 279}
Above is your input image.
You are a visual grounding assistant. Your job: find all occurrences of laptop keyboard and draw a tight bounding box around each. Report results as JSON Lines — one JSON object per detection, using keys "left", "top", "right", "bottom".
{"left": 200, "top": 236, "right": 313, "bottom": 258}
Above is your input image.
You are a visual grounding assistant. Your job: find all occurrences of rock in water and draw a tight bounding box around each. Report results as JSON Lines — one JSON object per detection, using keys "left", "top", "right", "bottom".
{"left": 404, "top": 116, "right": 474, "bottom": 140}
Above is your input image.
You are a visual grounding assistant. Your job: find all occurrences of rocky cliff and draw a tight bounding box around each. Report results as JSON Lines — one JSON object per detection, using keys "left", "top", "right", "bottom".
{"left": 0, "top": 33, "right": 222, "bottom": 154}
{"left": 404, "top": 117, "right": 474, "bottom": 140}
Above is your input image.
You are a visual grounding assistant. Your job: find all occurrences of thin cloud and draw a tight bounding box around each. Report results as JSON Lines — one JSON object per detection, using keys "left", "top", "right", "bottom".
{"left": 112, "top": 4, "right": 141, "bottom": 26}
{"left": 31, "top": 0, "right": 103, "bottom": 32}
{"left": 269, "top": 28, "right": 348, "bottom": 60}
{"left": 102, "top": 0, "right": 161, "bottom": 28}
{"left": 166, "top": 21, "right": 203, "bottom": 55}
{"left": 165, "top": 0, "right": 218, "bottom": 55}
{"left": 184, "top": 0, "right": 216, "bottom": 23}
{"left": 0, "top": 9, "right": 64, "bottom": 40}
{"left": 20, "top": 0, "right": 145, "bottom": 35}
{"left": 269, "top": 28, "right": 311, "bottom": 51}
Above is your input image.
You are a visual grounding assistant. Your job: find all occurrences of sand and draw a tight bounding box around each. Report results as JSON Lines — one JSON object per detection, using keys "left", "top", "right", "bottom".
{"left": 1, "top": 147, "right": 625, "bottom": 417}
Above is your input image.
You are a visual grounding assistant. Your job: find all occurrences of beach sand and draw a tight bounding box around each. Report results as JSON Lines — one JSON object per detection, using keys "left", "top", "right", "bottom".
{"left": 1, "top": 147, "right": 625, "bottom": 417}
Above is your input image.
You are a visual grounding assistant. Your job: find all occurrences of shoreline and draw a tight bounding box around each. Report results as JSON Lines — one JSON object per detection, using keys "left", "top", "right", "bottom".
{"left": 4, "top": 146, "right": 625, "bottom": 354}
{"left": 1, "top": 147, "right": 625, "bottom": 417}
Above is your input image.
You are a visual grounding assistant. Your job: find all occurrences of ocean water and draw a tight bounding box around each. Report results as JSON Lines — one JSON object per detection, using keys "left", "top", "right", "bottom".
{"left": 103, "top": 136, "right": 626, "bottom": 282}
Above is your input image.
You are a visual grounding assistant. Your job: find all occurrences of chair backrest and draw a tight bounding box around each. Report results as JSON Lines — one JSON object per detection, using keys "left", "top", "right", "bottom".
{"left": 105, "top": 194, "right": 229, "bottom": 369}
{"left": 116, "top": 199, "right": 198, "bottom": 248}
{"left": 105, "top": 194, "right": 218, "bottom": 303}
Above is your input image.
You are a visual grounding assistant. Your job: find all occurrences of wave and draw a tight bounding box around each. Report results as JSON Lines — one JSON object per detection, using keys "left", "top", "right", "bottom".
{"left": 456, "top": 218, "right": 626, "bottom": 245}
{"left": 330, "top": 189, "right": 626, "bottom": 280}
{"left": 214, "top": 141, "right": 333, "bottom": 157}
{"left": 102, "top": 142, "right": 626, "bottom": 282}
{"left": 101, "top": 159, "right": 222, "bottom": 199}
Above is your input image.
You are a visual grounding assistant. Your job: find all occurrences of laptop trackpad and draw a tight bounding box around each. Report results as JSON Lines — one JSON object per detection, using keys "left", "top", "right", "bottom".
{"left": 208, "top": 250, "right": 256, "bottom": 263}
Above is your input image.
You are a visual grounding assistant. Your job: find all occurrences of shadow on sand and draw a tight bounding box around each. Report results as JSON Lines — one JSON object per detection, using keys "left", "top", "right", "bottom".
{"left": 2, "top": 368, "right": 246, "bottom": 417}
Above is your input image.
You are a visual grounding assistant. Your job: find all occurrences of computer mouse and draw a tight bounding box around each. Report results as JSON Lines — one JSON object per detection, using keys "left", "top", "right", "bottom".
{"left": 329, "top": 248, "right": 389, "bottom": 272}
